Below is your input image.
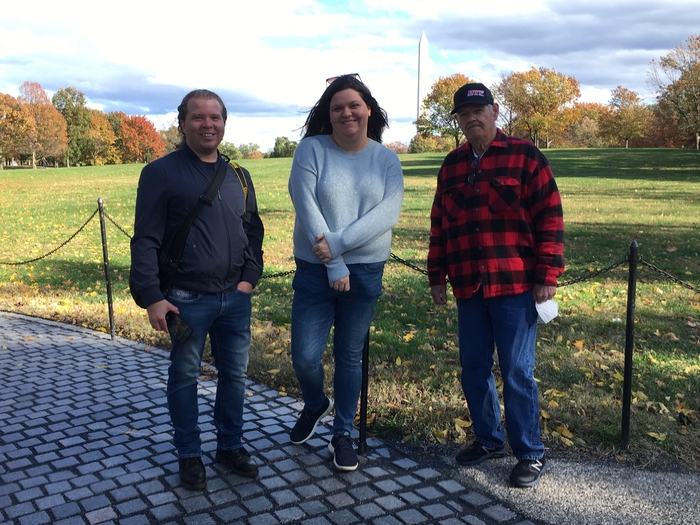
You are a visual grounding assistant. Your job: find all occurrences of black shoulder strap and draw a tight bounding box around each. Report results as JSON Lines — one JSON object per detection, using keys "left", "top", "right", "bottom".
{"left": 160, "top": 157, "right": 229, "bottom": 262}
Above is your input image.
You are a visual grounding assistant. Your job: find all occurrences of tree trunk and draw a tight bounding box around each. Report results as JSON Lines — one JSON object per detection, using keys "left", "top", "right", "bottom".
{"left": 696, "top": 132, "right": 699, "bottom": 149}
{"left": 32, "top": 150, "right": 36, "bottom": 169}
{"left": 625, "top": 139, "right": 629, "bottom": 148}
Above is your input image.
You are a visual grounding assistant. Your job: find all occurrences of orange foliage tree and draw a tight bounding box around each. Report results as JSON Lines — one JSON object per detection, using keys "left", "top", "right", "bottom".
{"left": 108, "top": 112, "right": 165, "bottom": 163}
{"left": 18, "top": 81, "right": 68, "bottom": 167}
{"left": 0, "top": 93, "right": 37, "bottom": 169}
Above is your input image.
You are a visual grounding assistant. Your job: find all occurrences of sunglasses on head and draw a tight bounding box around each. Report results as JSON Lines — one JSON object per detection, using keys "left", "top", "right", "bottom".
{"left": 326, "top": 73, "right": 362, "bottom": 86}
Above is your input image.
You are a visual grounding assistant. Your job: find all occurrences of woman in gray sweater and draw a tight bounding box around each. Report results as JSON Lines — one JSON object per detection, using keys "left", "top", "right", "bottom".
{"left": 288, "top": 74, "right": 404, "bottom": 471}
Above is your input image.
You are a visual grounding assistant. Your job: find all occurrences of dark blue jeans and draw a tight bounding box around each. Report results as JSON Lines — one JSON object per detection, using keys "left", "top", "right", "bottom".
{"left": 165, "top": 287, "right": 251, "bottom": 458}
{"left": 457, "top": 290, "right": 544, "bottom": 461}
{"left": 291, "top": 259, "right": 384, "bottom": 435}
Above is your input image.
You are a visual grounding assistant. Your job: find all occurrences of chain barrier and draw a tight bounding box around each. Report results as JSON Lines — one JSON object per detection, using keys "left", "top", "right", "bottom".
{"left": 0, "top": 209, "right": 99, "bottom": 266}
{"left": 640, "top": 259, "right": 700, "bottom": 295}
{"left": 3, "top": 206, "right": 699, "bottom": 296}
{"left": 104, "top": 212, "right": 133, "bottom": 240}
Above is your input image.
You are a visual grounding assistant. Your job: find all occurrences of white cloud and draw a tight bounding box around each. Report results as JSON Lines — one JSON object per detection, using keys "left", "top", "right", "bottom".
{"left": 2, "top": 0, "right": 698, "bottom": 150}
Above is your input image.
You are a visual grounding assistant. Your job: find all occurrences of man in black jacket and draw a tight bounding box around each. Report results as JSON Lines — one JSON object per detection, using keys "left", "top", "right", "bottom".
{"left": 130, "top": 89, "right": 264, "bottom": 490}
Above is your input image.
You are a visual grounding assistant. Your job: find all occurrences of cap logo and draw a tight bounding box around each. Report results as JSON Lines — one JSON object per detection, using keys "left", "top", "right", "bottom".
{"left": 467, "top": 90, "right": 485, "bottom": 97}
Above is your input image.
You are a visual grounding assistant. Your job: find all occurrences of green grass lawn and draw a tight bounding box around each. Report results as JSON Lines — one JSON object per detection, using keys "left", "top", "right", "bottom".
{"left": 1, "top": 148, "right": 699, "bottom": 470}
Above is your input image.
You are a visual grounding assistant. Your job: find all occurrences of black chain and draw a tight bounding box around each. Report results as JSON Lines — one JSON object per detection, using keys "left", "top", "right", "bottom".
{"left": 260, "top": 269, "right": 296, "bottom": 279}
{"left": 105, "top": 212, "right": 133, "bottom": 239}
{"left": 389, "top": 253, "right": 428, "bottom": 275}
{"left": 558, "top": 259, "right": 628, "bottom": 287}
{"left": 640, "top": 260, "right": 700, "bottom": 294}
{"left": 0, "top": 209, "right": 99, "bottom": 266}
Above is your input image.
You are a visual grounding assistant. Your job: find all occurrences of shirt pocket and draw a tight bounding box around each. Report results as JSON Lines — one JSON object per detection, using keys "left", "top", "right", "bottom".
{"left": 488, "top": 176, "right": 521, "bottom": 215}
{"left": 441, "top": 183, "right": 470, "bottom": 223}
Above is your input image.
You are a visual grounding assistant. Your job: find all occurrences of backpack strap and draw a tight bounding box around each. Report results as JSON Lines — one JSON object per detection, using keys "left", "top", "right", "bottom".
{"left": 228, "top": 161, "right": 249, "bottom": 208}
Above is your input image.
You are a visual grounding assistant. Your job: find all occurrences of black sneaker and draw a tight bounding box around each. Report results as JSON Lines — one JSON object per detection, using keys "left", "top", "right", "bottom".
{"left": 328, "top": 434, "right": 358, "bottom": 471}
{"left": 178, "top": 456, "right": 206, "bottom": 490}
{"left": 456, "top": 442, "right": 507, "bottom": 466}
{"left": 290, "top": 397, "right": 334, "bottom": 444}
{"left": 215, "top": 447, "right": 259, "bottom": 478}
{"left": 510, "top": 457, "right": 547, "bottom": 488}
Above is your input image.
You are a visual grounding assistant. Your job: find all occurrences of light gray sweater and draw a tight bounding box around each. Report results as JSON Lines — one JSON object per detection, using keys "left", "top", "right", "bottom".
{"left": 288, "top": 135, "right": 404, "bottom": 283}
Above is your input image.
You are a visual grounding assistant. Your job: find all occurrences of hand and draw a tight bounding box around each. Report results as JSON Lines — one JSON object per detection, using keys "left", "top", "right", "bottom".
{"left": 312, "top": 233, "right": 332, "bottom": 263}
{"left": 237, "top": 281, "right": 254, "bottom": 294}
{"left": 146, "top": 299, "right": 178, "bottom": 332}
{"left": 533, "top": 284, "right": 557, "bottom": 304}
{"left": 330, "top": 275, "right": 350, "bottom": 292}
{"left": 431, "top": 284, "right": 447, "bottom": 305}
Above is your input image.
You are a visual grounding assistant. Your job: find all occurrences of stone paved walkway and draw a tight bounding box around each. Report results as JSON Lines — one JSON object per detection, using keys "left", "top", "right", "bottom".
{"left": 0, "top": 311, "right": 541, "bottom": 525}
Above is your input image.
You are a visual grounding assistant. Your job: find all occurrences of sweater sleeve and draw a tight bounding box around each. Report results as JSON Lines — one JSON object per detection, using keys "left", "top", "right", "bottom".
{"left": 322, "top": 151, "right": 404, "bottom": 259}
{"left": 289, "top": 140, "right": 349, "bottom": 281}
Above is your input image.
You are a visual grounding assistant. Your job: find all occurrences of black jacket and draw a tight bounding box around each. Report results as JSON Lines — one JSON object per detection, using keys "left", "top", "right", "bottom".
{"left": 130, "top": 144, "right": 264, "bottom": 307}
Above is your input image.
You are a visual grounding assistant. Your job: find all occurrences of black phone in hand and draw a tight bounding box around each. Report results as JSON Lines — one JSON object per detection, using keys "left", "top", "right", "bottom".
{"left": 166, "top": 312, "right": 194, "bottom": 343}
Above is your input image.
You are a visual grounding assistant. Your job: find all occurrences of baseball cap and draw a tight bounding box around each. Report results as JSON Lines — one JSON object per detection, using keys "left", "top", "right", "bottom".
{"left": 450, "top": 83, "right": 494, "bottom": 114}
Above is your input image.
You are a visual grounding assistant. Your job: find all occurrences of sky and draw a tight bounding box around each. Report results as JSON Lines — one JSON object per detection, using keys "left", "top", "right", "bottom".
{"left": 2, "top": 0, "right": 699, "bottom": 152}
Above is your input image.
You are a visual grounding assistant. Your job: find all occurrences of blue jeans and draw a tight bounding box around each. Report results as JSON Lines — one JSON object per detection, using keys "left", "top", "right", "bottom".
{"left": 456, "top": 290, "right": 544, "bottom": 461}
{"left": 291, "top": 259, "right": 384, "bottom": 435}
{"left": 165, "top": 287, "right": 252, "bottom": 458}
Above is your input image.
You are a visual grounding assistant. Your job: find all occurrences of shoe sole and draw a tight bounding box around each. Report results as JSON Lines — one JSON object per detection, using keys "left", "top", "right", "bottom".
{"left": 214, "top": 452, "right": 259, "bottom": 478}
{"left": 456, "top": 448, "right": 508, "bottom": 466}
{"left": 510, "top": 463, "right": 548, "bottom": 488}
{"left": 290, "top": 398, "right": 334, "bottom": 445}
{"left": 181, "top": 478, "right": 207, "bottom": 490}
{"left": 327, "top": 439, "right": 358, "bottom": 471}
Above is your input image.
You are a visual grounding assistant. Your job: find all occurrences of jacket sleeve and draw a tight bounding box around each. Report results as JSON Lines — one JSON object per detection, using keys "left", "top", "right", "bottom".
{"left": 240, "top": 167, "right": 265, "bottom": 287}
{"left": 130, "top": 162, "right": 169, "bottom": 307}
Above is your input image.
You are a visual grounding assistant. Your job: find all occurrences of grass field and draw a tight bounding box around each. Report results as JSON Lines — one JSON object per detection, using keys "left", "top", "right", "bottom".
{"left": 1, "top": 149, "right": 699, "bottom": 470}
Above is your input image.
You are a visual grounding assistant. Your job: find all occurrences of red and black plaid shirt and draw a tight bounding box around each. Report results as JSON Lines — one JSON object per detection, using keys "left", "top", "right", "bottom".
{"left": 428, "top": 130, "right": 565, "bottom": 299}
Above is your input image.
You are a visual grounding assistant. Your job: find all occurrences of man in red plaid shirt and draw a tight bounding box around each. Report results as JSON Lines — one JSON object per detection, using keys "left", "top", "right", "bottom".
{"left": 428, "top": 82, "right": 564, "bottom": 488}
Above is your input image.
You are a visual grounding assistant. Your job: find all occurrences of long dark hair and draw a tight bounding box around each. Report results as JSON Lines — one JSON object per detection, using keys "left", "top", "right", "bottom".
{"left": 301, "top": 75, "right": 389, "bottom": 142}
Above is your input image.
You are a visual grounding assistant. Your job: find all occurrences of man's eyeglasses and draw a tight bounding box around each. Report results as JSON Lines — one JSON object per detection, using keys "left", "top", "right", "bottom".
{"left": 326, "top": 73, "right": 362, "bottom": 86}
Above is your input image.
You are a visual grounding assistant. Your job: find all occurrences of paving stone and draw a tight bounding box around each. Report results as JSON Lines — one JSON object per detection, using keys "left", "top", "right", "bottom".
{"left": 0, "top": 313, "right": 538, "bottom": 525}
{"left": 482, "top": 504, "right": 517, "bottom": 522}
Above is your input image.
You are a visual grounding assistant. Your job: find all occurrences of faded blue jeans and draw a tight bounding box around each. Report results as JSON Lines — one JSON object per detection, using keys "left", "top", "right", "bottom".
{"left": 291, "top": 258, "right": 384, "bottom": 436}
{"left": 165, "top": 286, "right": 251, "bottom": 458}
{"left": 457, "top": 289, "right": 544, "bottom": 461}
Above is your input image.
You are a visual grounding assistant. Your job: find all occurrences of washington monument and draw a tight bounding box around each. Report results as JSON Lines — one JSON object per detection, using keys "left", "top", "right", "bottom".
{"left": 417, "top": 31, "right": 431, "bottom": 129}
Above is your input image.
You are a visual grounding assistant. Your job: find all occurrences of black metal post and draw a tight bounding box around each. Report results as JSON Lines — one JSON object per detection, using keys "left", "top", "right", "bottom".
{"left": 358, "top": 330, "right": 370, "bottom": 455}
{"left": 621, "top": 240, "right": 639, "bottom": 448}
{"left": 98, "top": 198, "right": 116, "bottom": 340}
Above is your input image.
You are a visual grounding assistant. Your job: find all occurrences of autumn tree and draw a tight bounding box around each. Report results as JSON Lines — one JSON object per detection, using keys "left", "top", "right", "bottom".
{"left": 18, "top": 82, "right": 68, "bottom": 167}
{"left": 238, "top": 143, "right": 261, "bottom": 159}
{"left": 559, "top": 102, "right": 611, "bottom": 148}
{"left": 269, "top": 136, "right": 298, "bottom": 158}
{"left": 649, "top": 35, "right": 700, "bottom": 148}
{"left": 599, "top": 86, "right": 651, "bottom": 148}
{"left": 0, "top": 93, "right": 37, "bottom": 169}
{"left": 416, "top": 73, "right": 474, "bottom": 148}
{"left": 108, "top": 112, "right": 165, "bottom": 163}
{"left": 80, "top": 109, "right": 118, "bottom": 165}
{"left": 159, "top": 123, "right": 181, "bottom": 154}
{"left": 52, "top": 87, "right": 91, "bottom": 166}
{"left": 496, "top": 67, "right": 580, "bottom": 148}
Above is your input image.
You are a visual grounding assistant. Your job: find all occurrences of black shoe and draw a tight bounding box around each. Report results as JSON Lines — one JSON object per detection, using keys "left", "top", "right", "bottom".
{"left": 215, "top": 447, "right": 259, "bottom": 478}
{"left": 178, "top": 457, "right": 206, "bottom": 490}
{"left": 328, "top": 434, "right": 358, "bottom": 472}
{"left": 456, "top": 442, "right": 507, "bottom": 466}
{"left": 510, "top": 457, "right": 547, "bottom": 488}
{"left": 290, "top": 397, "right": 334, "bottom": 444}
